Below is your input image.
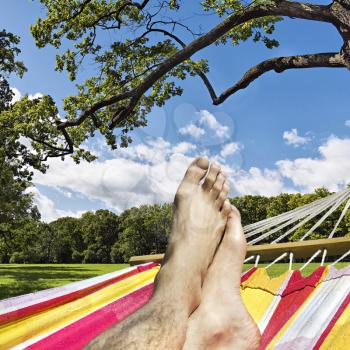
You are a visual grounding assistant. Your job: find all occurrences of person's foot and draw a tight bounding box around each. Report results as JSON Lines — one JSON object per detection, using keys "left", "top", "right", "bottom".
{"left": 152, "top": 156, "right": 231, "bottom": 314}
{"left": 183, "top": 207, "right": 261, "bottom": 350}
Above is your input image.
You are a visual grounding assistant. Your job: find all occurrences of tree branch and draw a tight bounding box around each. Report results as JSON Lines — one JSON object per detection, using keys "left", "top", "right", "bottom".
{"left": 57, "top": 90, "right": 133, "bottom": 129}
{"left": 144, "top": 27, "right": 218, "bottom": 102}
{"left": 57, "top": 0, "right": 344, "bottom": 136}
{"left": 90, "top": 0, "right": 151, "bottom": 29}
{"left": 214, "top": 52, "right": 345, "bottom": 105}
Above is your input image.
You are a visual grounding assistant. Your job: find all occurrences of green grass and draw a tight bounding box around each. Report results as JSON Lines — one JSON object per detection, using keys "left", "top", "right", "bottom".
{"left": 0, "top": 264, "right": 128, "bottom": 300}
{"left": 0, "top": 262, "right": 348, "bottom": 301}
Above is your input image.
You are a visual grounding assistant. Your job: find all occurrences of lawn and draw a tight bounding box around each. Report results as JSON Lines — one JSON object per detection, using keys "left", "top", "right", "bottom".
{"left": 0, "top": 264, "right": 128, "bottom": 300}
{"left": 0, "top": 262, "right": 348, "bottom": 300}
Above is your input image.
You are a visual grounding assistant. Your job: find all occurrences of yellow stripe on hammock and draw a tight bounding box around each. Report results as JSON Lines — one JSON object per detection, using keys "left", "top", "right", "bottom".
{"left": 241, "top": 268, "right": 290, "bottom": 323}
{"left": 320, "top": 302, "right": 350, "bottom": 350}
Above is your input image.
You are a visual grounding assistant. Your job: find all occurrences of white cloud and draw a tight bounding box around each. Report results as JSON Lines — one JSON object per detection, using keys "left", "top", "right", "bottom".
{"left": 199, "top": 110, "right": 230, "bottom": 139}
{"left": 231, "top": 136, "right": 350, "bottom": 195}
{"left": 28, "top": 92, "right": 43, "bottom": 100}
{"left": 172, "top": 142, "right": 197, "bottom": 154}
{"left": 220, "top": 142, "right": 241, "bottom": 158}
{"left": 283, "top": 128, "right": 311, "bottom": 147}
{"left": 33, "top": 154, "right": 192, "bottom": 213}
{"left": 231, "top": 168, "right": 292, "bottom": 196}
{"left": 277, "top": 136, "right": 350, "bottom": 192}
{"left": 11, "top": 87, "right": 22, "bottom": 103}
{"left": 28, "top": 187, "right": 84, "bottom": 222}
{"left": 119, "top": 137, "right": 171, "bottom": 164}
{"left": 10, "top": 87, "right": 43, "bottom": 104}
{"left": 345, "top": 120, "right": 350, "bottom": 128}
{"left": 33, "top": 138, "right": 201, "bottom": 213}
{"left": 32, "top": 131, "right": 246, "bottom": 216}
{"left": 179, "top": 123, "right": 205, "bottom": 138}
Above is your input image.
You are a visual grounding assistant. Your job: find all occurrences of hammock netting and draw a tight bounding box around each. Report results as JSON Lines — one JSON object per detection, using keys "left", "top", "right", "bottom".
{"left": 1, "top": 189, "right": 350, "bottom": 349}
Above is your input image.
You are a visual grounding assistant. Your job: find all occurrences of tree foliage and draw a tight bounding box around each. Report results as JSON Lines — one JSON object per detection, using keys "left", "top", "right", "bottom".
{"left": 0, "top": 29, "right": 26, "bottom": 110}
{"left": 1, "top": 0, "right": 348, "bottom": 171}
{"left": 111, "top": 204, "right": 172, "bottom": 262}
{"left": 0, "top": 164, "right": 40, "bottom": 262}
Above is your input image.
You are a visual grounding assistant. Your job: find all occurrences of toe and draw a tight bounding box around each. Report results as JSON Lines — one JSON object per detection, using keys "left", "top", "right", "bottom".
{"left": 210, "top": 206, "right": 246, "bottom": 282}
{"left": 215, "top": 181, "right": 230, "bottom": 210}
{"left": 221, "top": 199, "right": 231, "bottom": 216}
{"left": 183, "top": 157, "right": 209, "bottom": 184}
{"left": 203, "top": 163, "right": 221, "bottom": 191}
{"left": 210, "top": 173, "right": 226, "bottom": 201}
{"left": 224, "top": 206, "right": 245, "bottom": 252}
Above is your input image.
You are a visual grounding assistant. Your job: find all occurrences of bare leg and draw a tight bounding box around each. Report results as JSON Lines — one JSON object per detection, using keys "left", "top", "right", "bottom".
{"left": 85, "top": 157, "right": 231, "bottom": 350}
{"left": 183, "top": 207, "right": 261, "bottom": 350}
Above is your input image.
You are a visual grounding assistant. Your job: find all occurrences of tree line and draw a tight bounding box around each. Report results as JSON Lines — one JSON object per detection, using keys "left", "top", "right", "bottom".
{"left": 1, "top": 186, "right": 349, "bottom": 264}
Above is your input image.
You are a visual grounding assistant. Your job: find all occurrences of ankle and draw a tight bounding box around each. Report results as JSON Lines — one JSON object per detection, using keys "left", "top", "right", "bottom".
{"left": 153, "top": 262, "right": 202, "bottom": 314}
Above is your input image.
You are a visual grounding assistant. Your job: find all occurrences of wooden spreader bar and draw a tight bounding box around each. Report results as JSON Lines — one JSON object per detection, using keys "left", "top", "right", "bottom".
{"left": 129, "top": 237, "right": 350, "bottom": 265}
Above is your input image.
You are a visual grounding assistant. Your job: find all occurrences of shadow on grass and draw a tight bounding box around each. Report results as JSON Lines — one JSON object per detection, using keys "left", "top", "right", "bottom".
{"left": 3, "top": 265, "right": 98, "bottom": 271}
{"left": 0, "top": 266, "right": 102, "bottom": 300}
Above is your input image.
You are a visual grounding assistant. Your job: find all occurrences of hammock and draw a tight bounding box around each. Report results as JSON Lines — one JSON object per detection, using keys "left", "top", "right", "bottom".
{"left": 1, "top": 263, "right": 349, "bottom": 349}
{"left": 1, "top": 189, "right": 350, "bottom": 349}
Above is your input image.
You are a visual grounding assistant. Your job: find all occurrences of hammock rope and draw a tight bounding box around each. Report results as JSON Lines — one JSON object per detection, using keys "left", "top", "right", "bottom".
{"left": 248, "top": 189, "right": 350, "bottom": 245}
{"left": 246, "top": 188, "right": 349, "bottom": 235}
{"left": 244, "top": 190, "right": 345, "bottom": 234}
{"left": 300, "top": 249, "right": 322, "bottom": 271}
{"left": 247, "top": 189, "right": 350, "bottom": 269}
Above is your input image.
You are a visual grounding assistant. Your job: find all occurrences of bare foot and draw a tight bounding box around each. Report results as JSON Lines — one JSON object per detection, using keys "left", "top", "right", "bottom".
{"left": 85, "top": 158, "right": 235, "bottom": 350}
{"left": 153, "top": 156, "right": 231, "bottom": 315}
{"left": 183, "top": 207, "right": 261, "bottom": 350}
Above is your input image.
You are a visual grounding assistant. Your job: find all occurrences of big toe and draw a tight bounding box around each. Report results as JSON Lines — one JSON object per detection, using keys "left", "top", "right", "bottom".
{"left": 213, "top": 206, "right": 246, "bottom": 286}
{"left": 182, "top": 156, "right": 209, "bottom": 185}
{"left": 223, "top": 207, "right": 246, "bottom": 260}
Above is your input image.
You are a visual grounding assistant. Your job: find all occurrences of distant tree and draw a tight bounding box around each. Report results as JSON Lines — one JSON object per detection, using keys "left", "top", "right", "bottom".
{"left": 111, "top": 204, "right": 172, "bottom": 262}
{"left": 3, "top": 187, "right": 350, "bottom": 264}
{"left": 267, "top": 193, "right": 295, "bottom": 218}
{"left": 49, "top": 216, "right": 84, "bottom": 262}
{"left": 231, "top": 195, "right": 270, "bottom": 226}
{"left": 80, "top": 210, "right": 120, "bottom": 263}
{"left": 7, "top": 220, "right": 43, "bottom": 263}
{"left": 0, "top": 164, "right": 40, "bottom": 262}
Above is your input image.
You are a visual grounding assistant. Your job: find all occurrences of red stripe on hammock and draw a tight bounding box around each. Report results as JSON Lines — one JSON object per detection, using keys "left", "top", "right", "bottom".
{"left": 259, "top": 266, "right": 326, "bottom": 350}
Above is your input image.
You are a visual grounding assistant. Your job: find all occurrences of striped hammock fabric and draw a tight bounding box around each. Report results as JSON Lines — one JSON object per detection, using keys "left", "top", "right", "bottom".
{"left": 0, "top": 263, "right": 349, "bottom": 350}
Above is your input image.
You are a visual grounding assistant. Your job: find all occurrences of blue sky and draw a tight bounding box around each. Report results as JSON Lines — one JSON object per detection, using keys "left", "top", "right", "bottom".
{"left": 2, "top": 1, "right": 350, "bottom": 221}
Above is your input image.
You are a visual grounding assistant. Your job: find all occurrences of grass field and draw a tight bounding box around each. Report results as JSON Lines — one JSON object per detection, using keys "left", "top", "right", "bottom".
{"left": 0, "top": 264, "right": 128, "bottom": 300}
{"left": 0, "top": 262, "right": 348, "bottom": 300}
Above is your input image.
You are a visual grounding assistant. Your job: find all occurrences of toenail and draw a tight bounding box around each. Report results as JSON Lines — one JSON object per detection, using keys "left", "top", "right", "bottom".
{"left": 196, "top": 157, "right": 209, "bottom": 169}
